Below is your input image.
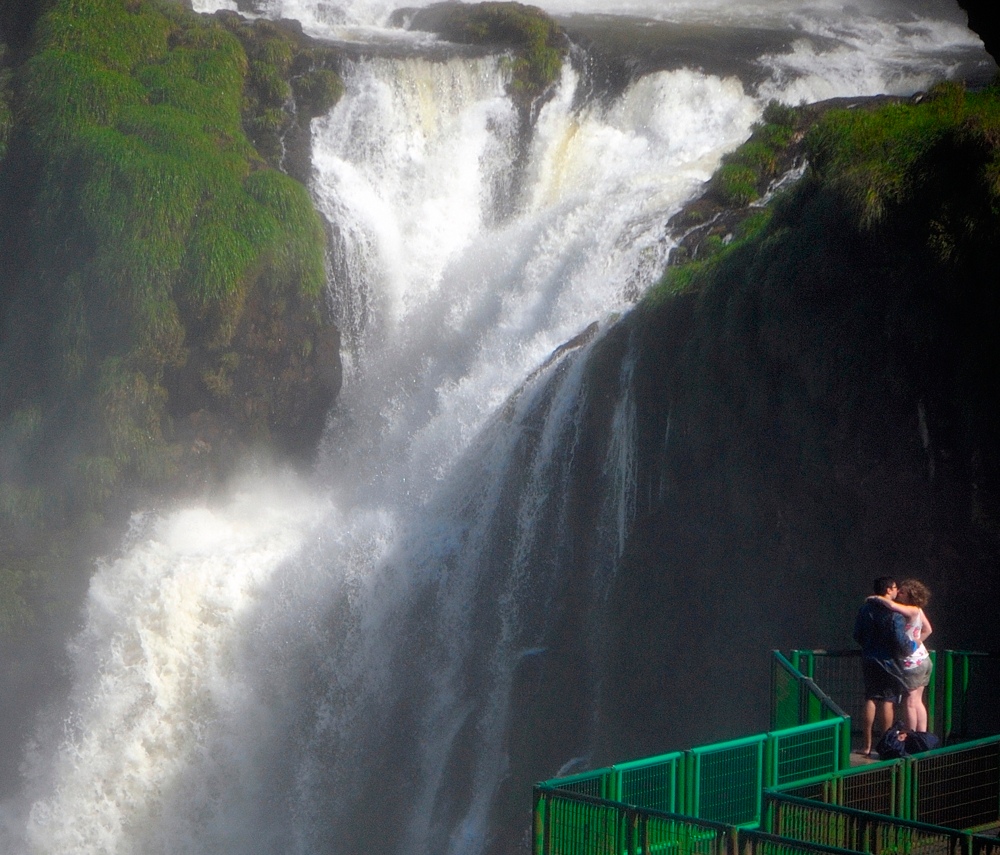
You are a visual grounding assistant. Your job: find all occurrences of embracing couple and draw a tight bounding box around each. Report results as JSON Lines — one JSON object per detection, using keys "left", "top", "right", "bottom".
{"left": 853, "top": 576, "right": 934, "bottom": 757}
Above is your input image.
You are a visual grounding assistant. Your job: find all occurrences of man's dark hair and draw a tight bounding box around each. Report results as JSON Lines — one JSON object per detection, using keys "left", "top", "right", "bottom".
{"left": 873, "top": 576, "right": 897, "bottom": 595}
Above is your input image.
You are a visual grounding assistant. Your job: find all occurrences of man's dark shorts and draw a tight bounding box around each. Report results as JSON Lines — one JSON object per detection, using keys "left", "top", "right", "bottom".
{"left": 862, "top": 659, "right": 904, "bottom": 703}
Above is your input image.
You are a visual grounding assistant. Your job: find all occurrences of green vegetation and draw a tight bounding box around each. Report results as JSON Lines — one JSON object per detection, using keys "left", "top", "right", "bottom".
{"left": 400, "top": 2, "right": 566, "bottom": 99}
{"left": 706, "top": 100, "right": 801, "bottom": 208}
{"left": 649, "top": 210, "right": 772, "bottom": 306}
{"left": 217, "top": 16, "right": 343, "bottom": 168}
{"left": 660, "top": 82, "right": 1000, "bottom": 301}
{"left": 1, "top": 0, "right": 343, "bottom": 634}
{"left": 805, "top": 81, "right": 1000, "bottom": 228}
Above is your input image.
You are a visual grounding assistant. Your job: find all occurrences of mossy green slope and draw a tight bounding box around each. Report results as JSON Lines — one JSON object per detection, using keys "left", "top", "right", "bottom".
{"left": 1, "top": 0, "right": 342, "bottom": 631}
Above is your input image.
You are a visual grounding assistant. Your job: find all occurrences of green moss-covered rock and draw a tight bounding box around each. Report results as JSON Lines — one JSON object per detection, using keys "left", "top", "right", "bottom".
{"left": 392, "top": 1, "right": 567, "bottom": 100}
{"left": 214, "top": 14, "right": 343, "bottom": 179}
{"left": 0, "top": 0, "right": 343, "bottom": 631}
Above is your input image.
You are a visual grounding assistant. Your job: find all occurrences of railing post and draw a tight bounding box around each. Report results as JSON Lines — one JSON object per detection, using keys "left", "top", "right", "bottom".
{"left": 532, "top": 788, "right": 546, "bottom": 855}
{"left": 727, "top": 824, "right": 741, "bottom": 855}
{"left": 960, "top": 653, "right": 971, "bottom": 738}
{"left": 901, "top": 757, "right": 914, "bottom": 822}
{"left": 623, "top": 806, "right": 635, "bottom": 855}
{"left": 943, "top": 651, "right": 954, "bottom": 743}
{"left": 791, "top": 650, "right": 814, "bottom": 679}
{"left": 764, "top": 732, "right": 776, "bottom": 790}
{"left": 608, "top": 767, "right": 622, "bottom": 804}
{"left": 685, "top": 750, "right": 698, "bottom": 817}
{"left": 839, "top": 715, "right": 852, "bottom": 771}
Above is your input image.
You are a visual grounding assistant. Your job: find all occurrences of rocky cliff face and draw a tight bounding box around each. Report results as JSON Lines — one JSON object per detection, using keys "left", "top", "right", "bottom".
{"left": 957, "top": 0, "right": 998, "bottom": 64}
{"left": 544, "top": 81, "right": 1000, "bottom": 766}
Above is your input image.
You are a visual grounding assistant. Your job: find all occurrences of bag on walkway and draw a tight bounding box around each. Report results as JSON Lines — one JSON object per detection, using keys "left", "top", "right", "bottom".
{"left": 876, "top": 723, "right": 940, "bottom": 758}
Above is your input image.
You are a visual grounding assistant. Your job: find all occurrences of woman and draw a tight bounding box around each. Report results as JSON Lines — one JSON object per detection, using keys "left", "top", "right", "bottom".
{"left": 874, "top": 579, "right": 933, "bottom": 731}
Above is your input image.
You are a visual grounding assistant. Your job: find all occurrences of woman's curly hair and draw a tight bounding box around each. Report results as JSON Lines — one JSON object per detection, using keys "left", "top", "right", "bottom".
{"left": 898, "top": 579, "right": 931, "bottom": 608}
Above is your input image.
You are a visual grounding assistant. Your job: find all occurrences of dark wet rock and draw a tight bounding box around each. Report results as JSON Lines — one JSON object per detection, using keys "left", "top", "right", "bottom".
{"left": 957, "top": 0, "right": 999, "bottom": 63}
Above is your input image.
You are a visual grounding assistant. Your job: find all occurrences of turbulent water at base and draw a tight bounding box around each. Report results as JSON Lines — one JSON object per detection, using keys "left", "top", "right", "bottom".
{"left": 1, "top": 2, "right": 992, "bottom": 854}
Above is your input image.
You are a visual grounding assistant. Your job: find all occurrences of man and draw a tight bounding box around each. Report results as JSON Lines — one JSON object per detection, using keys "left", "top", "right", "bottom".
{"left": 853, "top": 577, "right": 917, "bottom": 757}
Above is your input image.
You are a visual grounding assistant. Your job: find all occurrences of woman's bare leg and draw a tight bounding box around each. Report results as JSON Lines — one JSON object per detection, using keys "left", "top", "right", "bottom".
{"left": 905, "top": 688, "right": 928, "bottom": 731}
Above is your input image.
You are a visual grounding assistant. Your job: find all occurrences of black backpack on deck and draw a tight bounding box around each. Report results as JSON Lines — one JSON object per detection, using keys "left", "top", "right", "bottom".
{"left": 876, "top": 723, "right": 941, "bottom": 759}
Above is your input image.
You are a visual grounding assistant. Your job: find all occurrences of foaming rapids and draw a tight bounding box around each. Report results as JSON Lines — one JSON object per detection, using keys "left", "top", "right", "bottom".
{"left": 190, "top": 0, "right": 992, "bottom": 98}
{"left": 3, "top": 476, "right": 330, "bottom": 853}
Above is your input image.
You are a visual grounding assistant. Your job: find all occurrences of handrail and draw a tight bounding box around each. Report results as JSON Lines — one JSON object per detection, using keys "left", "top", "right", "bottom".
{"left": 539, "top": 717, "right": 847, "bottom": 828}
{"left": 533, "top": 787, "right": 866, "bottom": 855}
{"left": 534, "top": 649, "right": 999, "bottom": 855}
{"left": 764, "top": 791, "right": 977, "bottom": 855}
{"left": 771, "top": 651, "right": 851, "bottom": 769}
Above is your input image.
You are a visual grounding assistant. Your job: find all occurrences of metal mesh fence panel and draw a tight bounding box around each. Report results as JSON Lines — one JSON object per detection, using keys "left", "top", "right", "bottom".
{"left": 619, "top": 754, "right": 684, "bottom": 814}
{"left": 540, "top": 792, "right": 627, "bottom": 855}
{"left": 766, "top": 793, "right": 966, "bottom": 855}
{"left": 738, "top": 829, "right": 860, "bottom": 855}
{"left": 913, "top": 740, "right": 1000, "bottom": 832}
{"left": 641, "top": 814, "right": 727, "bottom": 855}
{"left": 776, "top": 781, "right": 830, "bottom": 803}
{"left": 947, "top": 654, "right": 1000, "bottom": 741}
{"left": 773, "top": 656, "right": 802, "bottom": 732}
{"left": 692, "top": 739, "right": 765, "bottom": 826}
{"left": 552, "top": 770, "right": 613, "bottom": 800}
{"left": 791, "top": 652, "right": 865, "bottom": 737}
{"left": 772, "top": 723, "right": 841, "bottom": 786}
{"left": 839, "top": 763, "right": 901, "bottom": 816}
{"left": 972, "top": 834, "right": 1000, "bottom": 855}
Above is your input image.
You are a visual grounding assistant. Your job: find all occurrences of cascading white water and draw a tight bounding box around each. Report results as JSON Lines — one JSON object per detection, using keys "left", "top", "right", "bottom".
{"left": 3, "top": 2, "right": 992, "bottom": 854}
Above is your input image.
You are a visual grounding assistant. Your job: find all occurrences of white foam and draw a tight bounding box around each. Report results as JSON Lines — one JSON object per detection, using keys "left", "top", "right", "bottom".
{"left": 5, "top": 475, "right": 327, "bottom": 855}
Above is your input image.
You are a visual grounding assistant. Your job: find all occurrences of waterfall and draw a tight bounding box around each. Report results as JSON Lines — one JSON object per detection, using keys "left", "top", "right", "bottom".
{"left": 3, "top": 3, "right": 992, "bottom": 854}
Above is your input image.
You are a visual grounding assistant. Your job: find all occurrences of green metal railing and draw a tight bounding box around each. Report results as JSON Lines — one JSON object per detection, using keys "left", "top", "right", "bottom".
{"left": 941, "top": 653, "right": 1000, "bottom": 744}
{"left": 772, "top": 652, "right": 851, "bottom": 769}
{"left": 786, "top": 650, "right": 1000, "bottom": 743}
{"left": 532, "top": 789, "right": 867, "bottom": 855}
{"left": 535, "top": 650, "right": 999, "bottom": 855}
{"left": 769, "top": 734, "right": 1000, "bottom": 831}
{"left": 543, "top": 718, "right": 847, "bottom": 828}
{"left": 764, "top": 791, "right": 982, "bottom": 855}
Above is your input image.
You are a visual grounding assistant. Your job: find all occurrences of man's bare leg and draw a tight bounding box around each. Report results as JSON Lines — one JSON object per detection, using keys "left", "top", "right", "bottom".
{"left": 878, "top": 699, "right": 896, "bottom": 748}
{"left": 861, "top": 698, "right": 876, "bottom": 754}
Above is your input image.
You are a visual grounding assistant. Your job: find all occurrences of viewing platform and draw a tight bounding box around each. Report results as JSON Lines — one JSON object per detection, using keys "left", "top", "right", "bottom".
{"left": 533, "top": 650, "right": 1000, "bottom": 855}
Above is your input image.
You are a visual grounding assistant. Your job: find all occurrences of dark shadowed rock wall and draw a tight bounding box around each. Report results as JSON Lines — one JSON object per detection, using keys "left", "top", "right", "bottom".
{"left": 957, "top": 0, "right": 999, "bottom": 63}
